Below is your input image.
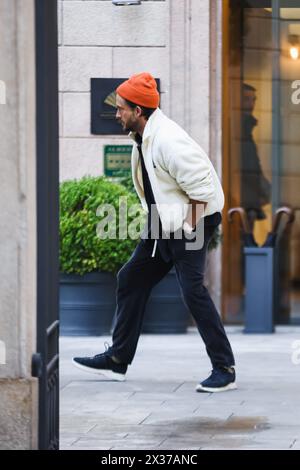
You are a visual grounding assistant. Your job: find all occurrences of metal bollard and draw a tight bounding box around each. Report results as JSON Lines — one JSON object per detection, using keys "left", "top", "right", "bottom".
{"left": 244, "top": 246, "right": 275, "bottom": 333}
{"left": 228, "top": 207, "right": 295, "bottom": 334}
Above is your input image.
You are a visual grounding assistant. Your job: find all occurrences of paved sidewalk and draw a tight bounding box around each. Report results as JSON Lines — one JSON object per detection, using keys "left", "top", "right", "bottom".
{"left": 60, "top": 326, "right": 300, "bottom": 450}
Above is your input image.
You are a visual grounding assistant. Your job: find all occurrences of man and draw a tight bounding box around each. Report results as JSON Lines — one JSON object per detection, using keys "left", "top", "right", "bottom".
{"left": 73, "top": 73, "right": 236, "bottom": 393}
{"left": 241, "top": 83, "right": 271, "bottom": 231}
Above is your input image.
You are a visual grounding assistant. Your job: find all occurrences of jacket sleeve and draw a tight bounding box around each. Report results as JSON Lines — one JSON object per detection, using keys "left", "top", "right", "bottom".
{"left": 161, "top": 133, "right": 216, "bottom": 202}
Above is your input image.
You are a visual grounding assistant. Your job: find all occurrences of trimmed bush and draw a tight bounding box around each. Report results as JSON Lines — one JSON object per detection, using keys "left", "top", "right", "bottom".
{"left": 60, "top": 176, "right": 144, "bottom": 275}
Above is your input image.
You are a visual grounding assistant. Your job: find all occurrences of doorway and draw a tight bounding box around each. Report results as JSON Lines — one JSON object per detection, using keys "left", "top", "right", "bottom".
{"left": 222, "top": 0, "right": 300, "bottom": 325}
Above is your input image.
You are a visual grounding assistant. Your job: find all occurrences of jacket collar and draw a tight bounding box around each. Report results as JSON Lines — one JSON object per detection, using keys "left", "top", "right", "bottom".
{"left": 129, "top": 108, "right": 164, "bottom": 144}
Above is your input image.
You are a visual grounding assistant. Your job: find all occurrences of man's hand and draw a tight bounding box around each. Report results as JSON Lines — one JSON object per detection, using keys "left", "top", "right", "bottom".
{"left": 184, "top": 199, "right": 207, "bottom": 231}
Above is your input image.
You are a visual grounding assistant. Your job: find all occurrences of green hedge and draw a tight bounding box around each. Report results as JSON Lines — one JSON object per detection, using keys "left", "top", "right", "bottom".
{"left": 59, "top": 176, "right": 144, "bottom": 275}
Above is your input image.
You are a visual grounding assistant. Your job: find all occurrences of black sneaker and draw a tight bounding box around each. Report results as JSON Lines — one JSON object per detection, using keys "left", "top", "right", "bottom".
{"left": 196, "top": 367, "right": 237, "bottom": 393}
{"left": 72, "top": 346, "right": 127, "bottom": 382}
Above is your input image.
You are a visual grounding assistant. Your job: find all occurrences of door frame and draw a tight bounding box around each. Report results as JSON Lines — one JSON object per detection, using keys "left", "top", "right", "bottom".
{"left": 34, "top": 0, "right": 60, "bottom": 450}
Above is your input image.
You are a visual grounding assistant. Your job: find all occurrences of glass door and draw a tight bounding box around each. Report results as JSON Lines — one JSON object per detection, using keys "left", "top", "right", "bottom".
{"left": 223, "top": 0, "right": 300, "bottom": 325}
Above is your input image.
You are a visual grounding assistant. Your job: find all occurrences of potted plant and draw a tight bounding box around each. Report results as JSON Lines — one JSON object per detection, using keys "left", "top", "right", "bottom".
{"left": 59, "top": 175, "right": 141, "bottom": 335}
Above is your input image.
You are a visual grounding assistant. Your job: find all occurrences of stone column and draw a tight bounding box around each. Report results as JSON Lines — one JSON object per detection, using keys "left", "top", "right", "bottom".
{"left": 207, "top": 0, "right": 224, "bottom": 313}
{"left": 0, "top": 0, "right": 38, "bottom": 450}
{"left": 169, "top": 0, "right": 223, "bottom": 311}
{"left": 169, "top": 0, "right": 210, "bottom": 151}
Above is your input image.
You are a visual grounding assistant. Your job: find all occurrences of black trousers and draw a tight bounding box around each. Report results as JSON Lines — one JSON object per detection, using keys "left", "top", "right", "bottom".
{"left": 108, "top": 212, "right": 235, "bottom": 369}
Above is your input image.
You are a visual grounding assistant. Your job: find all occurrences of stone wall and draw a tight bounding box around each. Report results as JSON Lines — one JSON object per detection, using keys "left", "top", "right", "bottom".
{"left": 58, "top": 0, "right": 211, "bottom": 181}
{"left": 0, "top": 0, "right": 38, "bottom": 449}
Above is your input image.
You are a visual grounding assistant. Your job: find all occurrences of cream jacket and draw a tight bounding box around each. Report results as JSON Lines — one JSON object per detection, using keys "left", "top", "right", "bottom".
{"left": 130, "top": 108, "right": 224, "bottom": 233}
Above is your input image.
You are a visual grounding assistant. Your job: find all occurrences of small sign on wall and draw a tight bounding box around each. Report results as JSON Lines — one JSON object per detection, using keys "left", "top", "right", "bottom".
{"left": 104, "top": 145, "right": 133, "bottom": 177}
{"left": 91, "top": 78, "right": 160, "bottom": 135}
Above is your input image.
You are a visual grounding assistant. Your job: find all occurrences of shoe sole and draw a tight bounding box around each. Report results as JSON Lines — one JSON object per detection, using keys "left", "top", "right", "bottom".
{"left": 195, "top": 382, "right": 237, "bottom": 393}
{"left": 72, "top": 359, "right": 126, "bottom": 382}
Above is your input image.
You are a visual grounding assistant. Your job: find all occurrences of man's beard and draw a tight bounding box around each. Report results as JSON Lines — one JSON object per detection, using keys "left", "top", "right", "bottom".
{"left": 117, "top": 117, "right": 136, "bottom": 133}
{"left": 123, "top": 123, "right": 136, "bottom": 133}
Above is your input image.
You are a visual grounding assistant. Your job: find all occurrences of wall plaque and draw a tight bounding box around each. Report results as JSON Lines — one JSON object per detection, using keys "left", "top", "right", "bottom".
{"left": 104, "top": 145, "right": 133, "bottom": 177}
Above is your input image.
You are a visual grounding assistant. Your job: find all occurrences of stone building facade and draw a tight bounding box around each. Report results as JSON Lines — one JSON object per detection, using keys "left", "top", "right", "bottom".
{"left": 0, "top": 0, "right": 38, "bottom": 449}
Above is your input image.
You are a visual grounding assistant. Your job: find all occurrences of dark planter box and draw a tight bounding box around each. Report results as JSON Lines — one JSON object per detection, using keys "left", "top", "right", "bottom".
{"left": 60, "top": 271, "right": 117, "bottom": 336}
{"left": 143, "top": 268, "right": 189, "bottom": 334}
{"left": 60, "top": 268, "right": 189, "bottom": 336}
{"left": 244, "top": 247, "right": 275, "bottom": 333}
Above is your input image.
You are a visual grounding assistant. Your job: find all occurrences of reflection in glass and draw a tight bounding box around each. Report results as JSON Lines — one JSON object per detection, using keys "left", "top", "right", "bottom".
{"left": 224, "top": 1, "right": 300, "bottom": 324}
{"left": 241, "top": 83, "right": 271, "bottom": 232}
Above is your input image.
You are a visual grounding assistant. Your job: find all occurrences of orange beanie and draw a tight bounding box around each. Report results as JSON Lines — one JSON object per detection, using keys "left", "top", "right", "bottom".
{"left": 116, "top": 72, "right": 159, "bottom": 108}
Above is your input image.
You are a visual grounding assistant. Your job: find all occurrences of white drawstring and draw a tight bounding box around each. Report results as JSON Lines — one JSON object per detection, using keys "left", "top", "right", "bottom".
{"left": 151, "top": 239, "right": 157, "bottom": 257}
